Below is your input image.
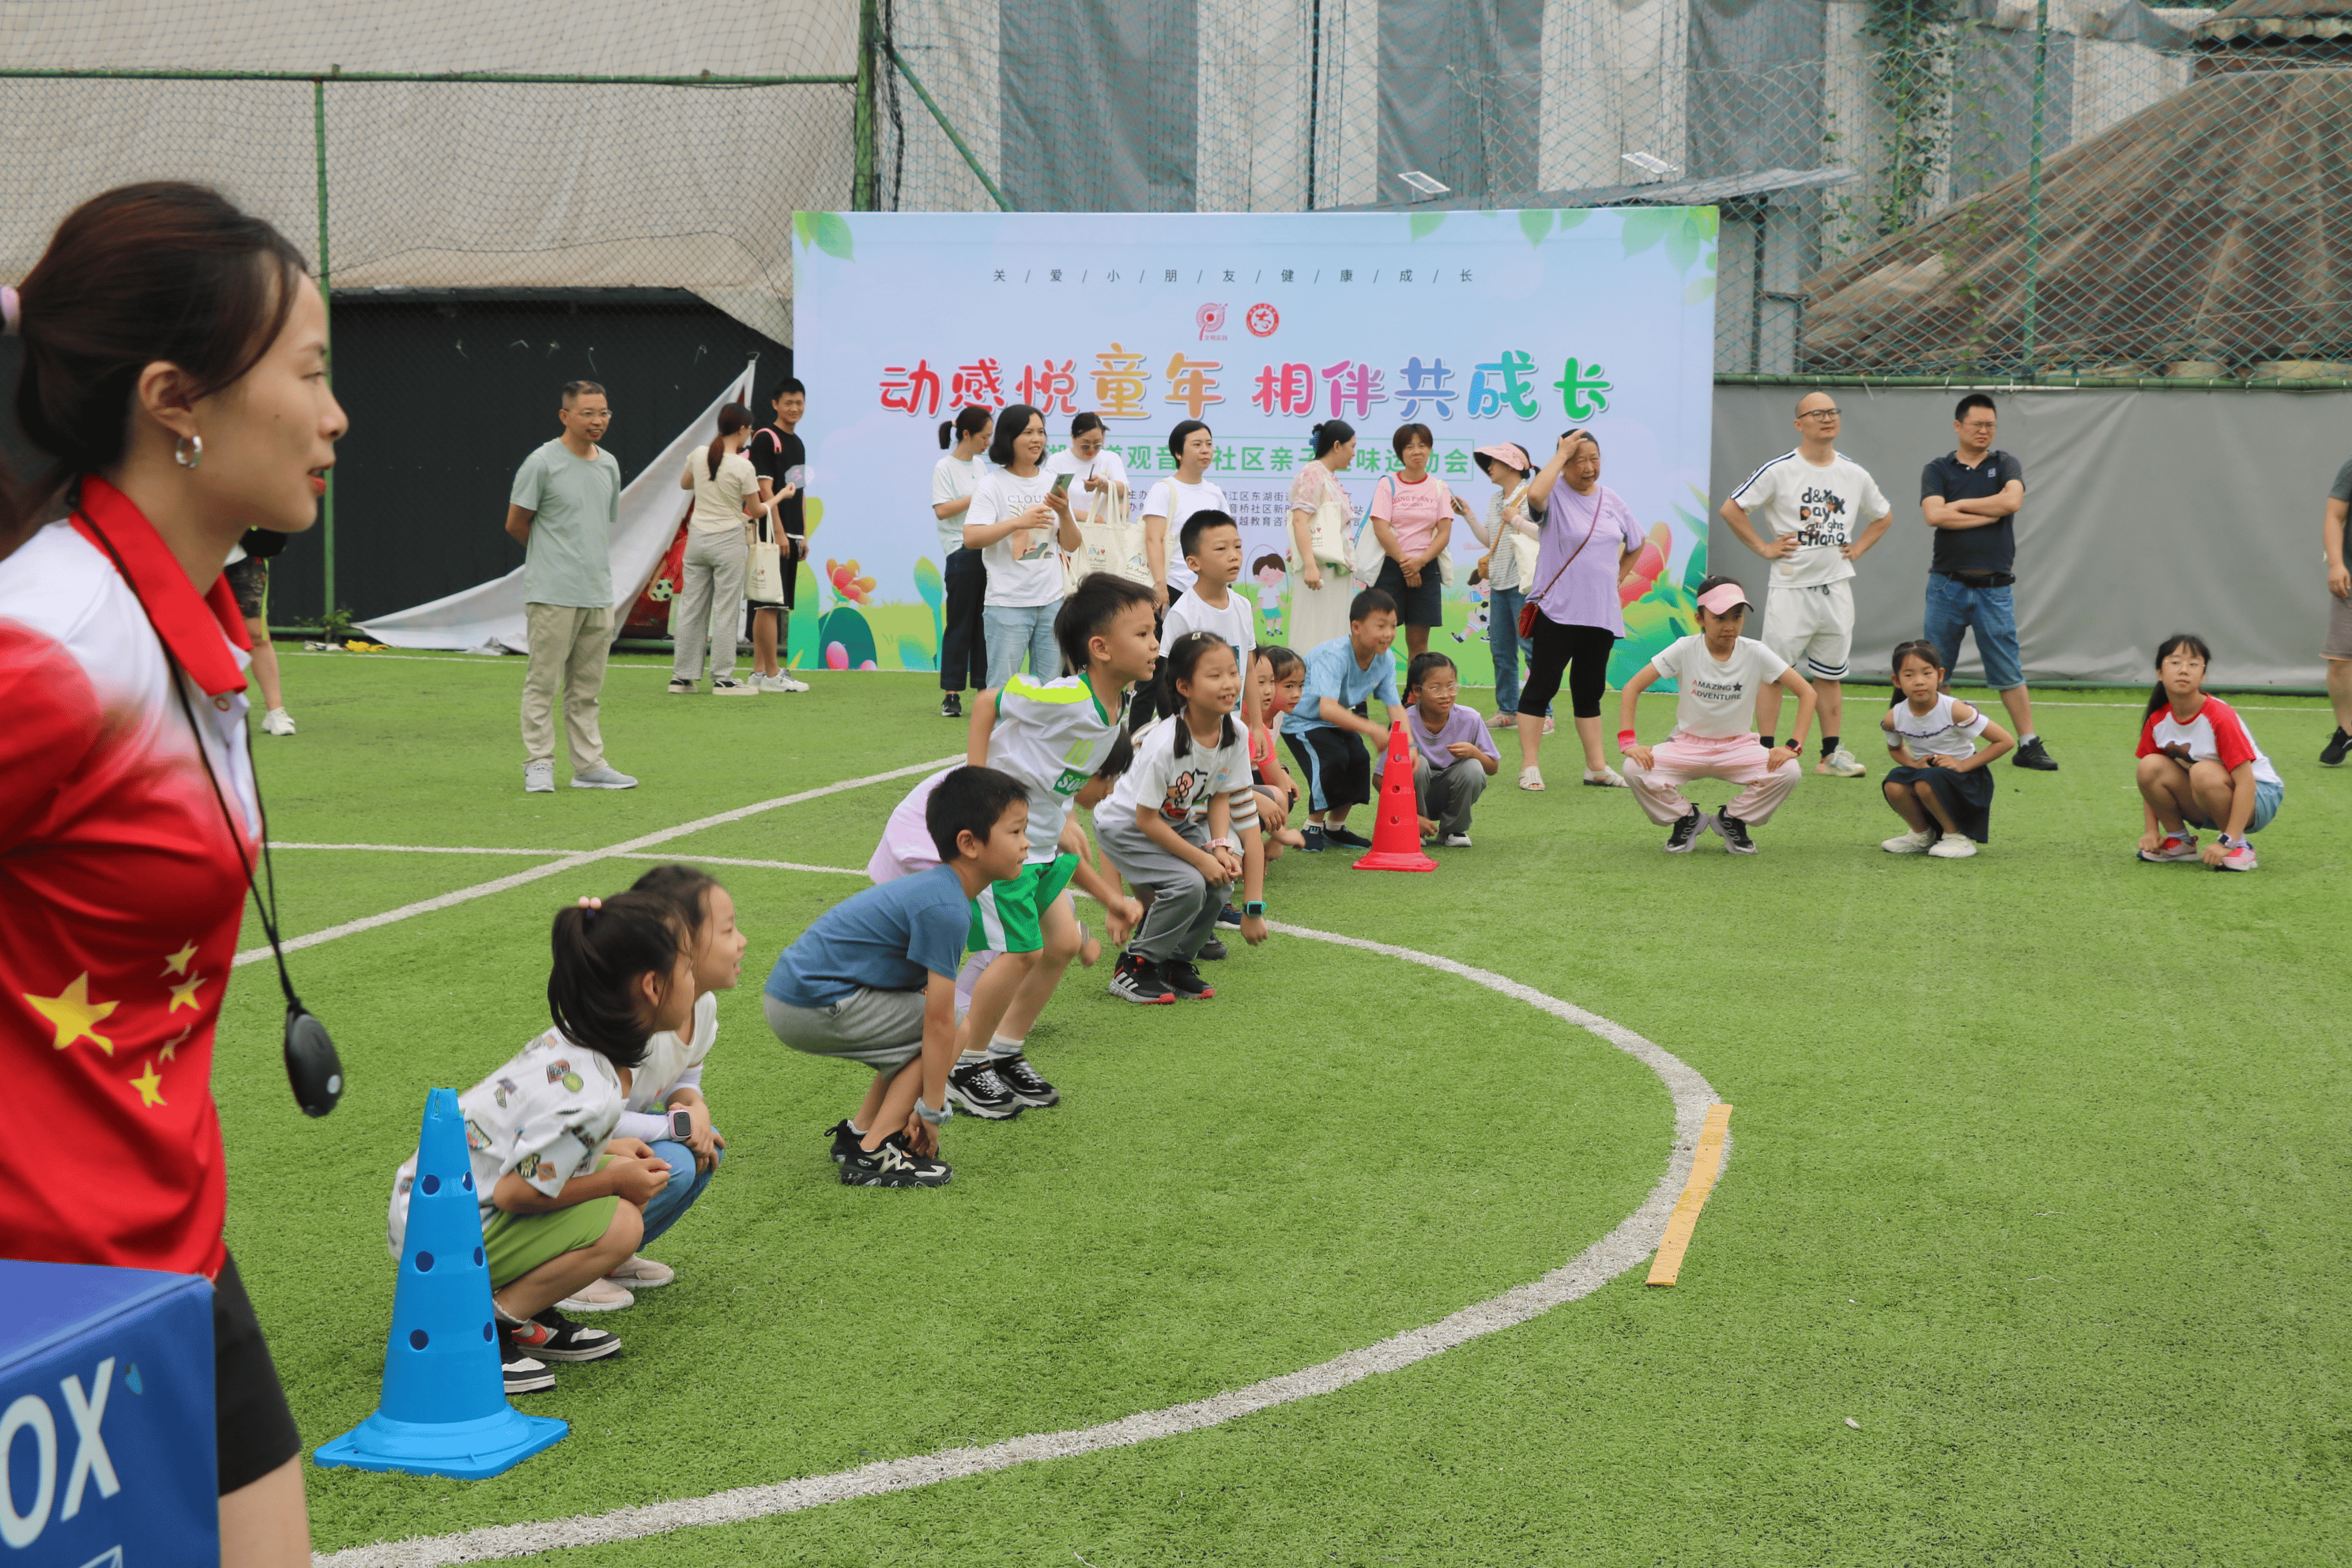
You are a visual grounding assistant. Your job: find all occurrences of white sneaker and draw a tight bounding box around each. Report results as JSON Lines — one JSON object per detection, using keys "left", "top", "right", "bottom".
{"left": 570, "top": 765, "right": 639, "bottom": 790}
{"left": 710, "top": 677, "right": 757, "bottom": 696}
{"left": 1440, "top": 832, "right": 1473, "bottom": 847}
{"left": 1815, "top": 746, "right": 1867, "bottom": 778}
{"left": 1581, "top": 767, "right": 1626, "bottom": 788}
{"left": 524, "top": 760, "right": 555, "bottom": 793}
{"left": 748, "top": 673, "right": 787, "bottom": 692}
{"left": 1928, "top": 832, "right": 1977, "bottom": 858}
{"left": 773, "top": 672, "right": 811, "bottom": 692}
{"left": 259, "top": 707, "right": 296, "bottom": 736}
{"left": 666, "top": 677, "right": 695, "bottom": 695}
{"left": 605, "top": 1254, "right": 675, "bottom": 1288}
{"left": 556, "top": 1277, "right": 635, "bottom": 1313}
{"left": 1881, "top": 827, "right": 1936, "bottom": 854}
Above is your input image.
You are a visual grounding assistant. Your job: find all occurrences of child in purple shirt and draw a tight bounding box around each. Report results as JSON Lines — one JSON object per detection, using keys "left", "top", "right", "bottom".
{"left": 1385, "top": 652, "right": 1502, "bottom": 846}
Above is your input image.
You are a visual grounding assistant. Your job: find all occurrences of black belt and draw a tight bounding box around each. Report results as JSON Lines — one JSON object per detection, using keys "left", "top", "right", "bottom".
{"left": 1936, "top": 569, "right": 2015, "bottom": 588}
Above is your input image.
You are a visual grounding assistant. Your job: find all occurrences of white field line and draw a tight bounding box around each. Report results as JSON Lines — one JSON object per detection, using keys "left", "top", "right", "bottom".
{"left": 234, "top": 760, "right": 956, "bottom": 968}
{"left": 270, "top": 844, "right": 872, "bottom": 876}
{"left": 315, "top": 925, "right": 1721, "bottom": 1568}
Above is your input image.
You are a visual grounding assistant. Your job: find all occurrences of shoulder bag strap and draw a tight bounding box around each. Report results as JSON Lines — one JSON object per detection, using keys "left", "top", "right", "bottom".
{"left": 1528, "top": 484, "right": 1604, "bottom": 605}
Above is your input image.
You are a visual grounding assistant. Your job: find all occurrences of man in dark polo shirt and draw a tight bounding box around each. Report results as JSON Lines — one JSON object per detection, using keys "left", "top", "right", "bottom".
{"left": 1920, "top": 392, "right": 2056, "bottom": 771}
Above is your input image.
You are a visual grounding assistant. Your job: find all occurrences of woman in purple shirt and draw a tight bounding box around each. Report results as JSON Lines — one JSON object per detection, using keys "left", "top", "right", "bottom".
{"left": 1516, "top": 429, "right": 1646, "bottom": 791}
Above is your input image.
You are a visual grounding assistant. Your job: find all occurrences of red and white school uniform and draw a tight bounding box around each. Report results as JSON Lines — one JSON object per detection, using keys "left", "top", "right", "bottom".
{"left": 0, "top": 475, "right": 258, "bottom": 1280}
{"left": 2135, "top": 695, "right": 2285, "bottom": 832}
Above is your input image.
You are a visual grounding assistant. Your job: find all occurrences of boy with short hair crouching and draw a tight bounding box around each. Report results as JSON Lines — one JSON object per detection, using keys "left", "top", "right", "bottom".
{"left": 1280, "top": 588, "right": 1403, "bottom": 852}
{"left": 1617, "top": 578, "right": 1817, "bottom": 855}
{"left": 1390, "top": 651, "right": 1500, "bottom": 846}
{"left": 763, "top": 766, "right": 1033, "bottom": 1186}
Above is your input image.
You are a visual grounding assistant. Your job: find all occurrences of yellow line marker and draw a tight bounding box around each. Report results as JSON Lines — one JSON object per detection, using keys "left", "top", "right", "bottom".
{"left": 1646, "top": 1103, "right": 1733, "bottom": 1287}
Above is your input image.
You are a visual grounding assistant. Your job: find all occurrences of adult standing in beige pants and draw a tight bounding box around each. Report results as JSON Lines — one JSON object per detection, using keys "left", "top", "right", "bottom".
{"left": 505, "top": 379, "right": 638, "bottom": 792}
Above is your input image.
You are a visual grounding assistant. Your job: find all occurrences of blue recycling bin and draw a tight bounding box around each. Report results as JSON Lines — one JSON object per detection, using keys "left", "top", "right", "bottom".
{"left": 0, "top": 1259, "right": 217, "bottom": 1566}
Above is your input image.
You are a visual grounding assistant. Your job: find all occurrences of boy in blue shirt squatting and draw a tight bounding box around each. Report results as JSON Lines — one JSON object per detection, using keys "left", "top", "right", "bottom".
{"left": 762, "top": 766, "right": 1033, "bottom": 1187}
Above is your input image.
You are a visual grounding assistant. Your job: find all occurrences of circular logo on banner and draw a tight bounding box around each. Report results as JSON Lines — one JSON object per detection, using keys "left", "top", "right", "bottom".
{"left": 1246, "top": 302, "right": 1280, "bottom": 337}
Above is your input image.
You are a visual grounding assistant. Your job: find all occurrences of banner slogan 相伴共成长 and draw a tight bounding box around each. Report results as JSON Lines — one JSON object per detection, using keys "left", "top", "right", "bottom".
{"left": 790, "top": 207, "right": 1716, "bottom": 680}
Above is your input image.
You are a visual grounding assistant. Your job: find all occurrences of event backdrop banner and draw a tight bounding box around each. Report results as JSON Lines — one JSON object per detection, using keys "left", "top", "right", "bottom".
{"left": 793, "top": 208, "right": 1717, "bottom": 681}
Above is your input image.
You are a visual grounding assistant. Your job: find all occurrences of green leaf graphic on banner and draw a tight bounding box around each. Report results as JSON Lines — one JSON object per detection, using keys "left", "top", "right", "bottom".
{"left": 1664, "top": 217, "right": 1702, "bottom": 274}
{"left": 1520, "top": 209, "right": 1554, "bottom": 247}
{"left": 1619, "top": 207, "right": 1677, "bottom": 258}
{"left": 796, "top": 211, "right": 854, "bottom": 260}
{"left": 1684, "top": 274, "right": 1716, "bottom": 303}
{"left": 1557, "top": 209, "right": 1590, "bottom": 232}
{"left": 1409, "top": 210, "right": 1449, "bottom": 241}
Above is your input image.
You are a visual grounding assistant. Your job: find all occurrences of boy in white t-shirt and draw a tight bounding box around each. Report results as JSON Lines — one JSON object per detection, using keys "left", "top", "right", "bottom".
{"left": 1157, "top": 509, "right": 1262, "bottom": 742}
{"left": 1720, "top": 393, "right": 1891, "bottom": 778}
{"left": 1615, "top": 579, "right": 1819, "bottom": 855}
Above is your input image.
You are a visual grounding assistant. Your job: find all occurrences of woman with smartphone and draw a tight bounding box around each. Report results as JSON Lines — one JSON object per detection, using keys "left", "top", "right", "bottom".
{"left": 966, "top": 402, "right": 1081, "bottom": 687}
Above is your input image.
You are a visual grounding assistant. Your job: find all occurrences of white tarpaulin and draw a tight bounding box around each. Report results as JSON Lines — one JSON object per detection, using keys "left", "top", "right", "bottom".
{"left": 360, "top": 360, "right": 757, "bottom": 651}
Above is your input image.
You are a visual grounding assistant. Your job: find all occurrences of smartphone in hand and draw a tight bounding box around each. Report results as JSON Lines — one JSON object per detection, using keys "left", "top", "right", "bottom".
{"left": 1051, "top": 473, "right": 1073, "bottom": 493}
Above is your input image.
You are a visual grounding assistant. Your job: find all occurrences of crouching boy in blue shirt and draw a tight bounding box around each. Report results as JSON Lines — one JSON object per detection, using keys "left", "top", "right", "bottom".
{"left": 763, "top": 765, "right": 1030, "bottom": 1186}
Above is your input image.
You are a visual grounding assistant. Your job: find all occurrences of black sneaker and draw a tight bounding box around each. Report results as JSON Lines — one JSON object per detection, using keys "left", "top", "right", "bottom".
{"left": 514, "top": 1308, "right": 620, "bottom": 1363}
{"left": 665, "top": 677, "right": 695, "bottom": 695}
{"left": 498, "top": 1329, "right": 556, "bottom": 1394}
{"left": 1715, "top": 810, "right": 1758, "bottom": 855}
{"left": 880, "top": 1131, "right": 956, "bottom": 1181}
{"left": 2324, "top": 727, "right": 2350, "bottom": 767}
{"left": 1163, "top": 958, "right": 1216, "bottom": 1000}
{"left": 1197, "top": 937, "right": 1229, "bottom": 961}
{"left": 1300, "top": 825, "right": 1329, "bottom": 853}
{"left": 945, "top": 1058, "right": 1024, "bottom": 1119}
{"left": 1325, "top": 824, "right": 1374, "bottom": 849}
{"left": 840, "top": 1140, "right": 952, "bottom": 1187}
{"left": 991, "top": 1052, "right": 1059, "bottom": 1107}
{"left": 826, "top": 1118, "right": 864, "bottom": 1164}
{"left": 941, "top": 692, "right": 963, "bottom": 719}
{"left": 1216, "top": 903, "right": 1242, "bottom": 928}
{"left": 2014, "top": 736, "right": 2059, "bottom": 771}
{"left": 1108, "top": 952, "right": 1175, "bottom": 1003}
{"left": 1664, "top": 808, "right": 1706, "bottom": 854}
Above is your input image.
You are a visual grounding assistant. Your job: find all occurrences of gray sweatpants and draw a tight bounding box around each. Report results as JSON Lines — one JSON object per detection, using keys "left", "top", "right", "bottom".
{"left": 1381, "top": 752, "right": 1489, "bottom": 835}
{"left": 671, "top": 527, "right": 748, "bottom": 683}
{"left": 763, "top": 987, "right": 925, "bottom": 1072}
{"left": 1094, "top": 811, "right": 1223, "bottom": 963}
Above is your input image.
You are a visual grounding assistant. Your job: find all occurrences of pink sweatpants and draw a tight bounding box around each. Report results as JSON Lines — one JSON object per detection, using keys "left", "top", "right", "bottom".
{"left": 1623, "top": 731, "right": 1801, "bottom": 826}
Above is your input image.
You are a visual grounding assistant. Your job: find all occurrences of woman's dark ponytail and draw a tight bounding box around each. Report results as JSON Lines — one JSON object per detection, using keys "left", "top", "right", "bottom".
{"left": 1310, "top": 419, "right": 1355, "bottom": 460}
{"left": 706, "top": 402, "right": 752, "bottom": 481}
{"left": 941, "top": 404, "right": 990, "bottom": 451}
{"left": 546, "top": 889, "right": 684, "bottom": 1069}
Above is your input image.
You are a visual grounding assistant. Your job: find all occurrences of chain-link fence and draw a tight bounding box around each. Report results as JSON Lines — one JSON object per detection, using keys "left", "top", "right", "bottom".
{"left": 0, "top": 0, "right": 2339, "bottom": 615}
{"left": 880, "top": 0, "right": 2345, "bottom": 386}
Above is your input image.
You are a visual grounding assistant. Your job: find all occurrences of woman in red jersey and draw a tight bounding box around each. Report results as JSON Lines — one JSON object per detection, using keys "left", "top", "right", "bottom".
{"left": 0, "top": 182, "right": 345, "bottom": 1567}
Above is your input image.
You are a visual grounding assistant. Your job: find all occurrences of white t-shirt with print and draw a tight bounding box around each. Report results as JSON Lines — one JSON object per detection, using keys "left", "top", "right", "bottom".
{"left": 1648, "top": 634, "right": 1791, "bottom": 739}
{"left": 967, "top": 466, "right": 1064, "bottom": 608}
{"left": 386, "top": 1027, "right": 626, "bottom": 1253}
{"left": 932, "top": 453, "right": 983, "bottom": 559}
{"left": 1046, "top": 447, "right": 1132, "bottom": 523}
{"left": 1099, "top": 713, "right": 1260, "bottom": 831}
{"left": 1162, "top": 584, "right": 1257, "bottom": 666}
{"left": 1143, "top": 477, "right": 1229, "bottom": 594}
{"left": 1728, "top": 450, "right": 1890, "bottom": 588}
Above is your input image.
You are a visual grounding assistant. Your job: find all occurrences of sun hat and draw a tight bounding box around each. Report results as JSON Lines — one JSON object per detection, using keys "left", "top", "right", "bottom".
{"left": 1472, "top": 443, "right": 1531, "bottom": 473}
{"left": 1696, "top": 582, "right": 1753, "bottom": 616}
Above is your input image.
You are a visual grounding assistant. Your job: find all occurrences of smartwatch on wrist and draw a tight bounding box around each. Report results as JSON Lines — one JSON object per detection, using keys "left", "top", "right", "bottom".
{"left": 1243, "top": 900, "right": 1265, "bottom": 918}
{"left": 669, "top": 1107, "right": 694, "bottom": 1140}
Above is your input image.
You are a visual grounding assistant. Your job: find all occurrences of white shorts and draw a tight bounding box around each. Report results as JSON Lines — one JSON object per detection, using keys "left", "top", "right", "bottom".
{"left": 1762, "top": 579, "right": 1853, "bottom": 681}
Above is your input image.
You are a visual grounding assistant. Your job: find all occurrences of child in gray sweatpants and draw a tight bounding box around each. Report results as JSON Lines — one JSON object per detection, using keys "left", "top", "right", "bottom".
{"left": 1095, "top": 632, "right": 1271, "bottom": 1004}
{"left": 1389, "top": 652, "right": 1502, "bottom": 847}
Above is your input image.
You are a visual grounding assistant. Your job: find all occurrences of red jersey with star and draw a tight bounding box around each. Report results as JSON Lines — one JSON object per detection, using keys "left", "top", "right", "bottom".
{"left": 0, "top": 477, "right": 257, "bottom": 1280}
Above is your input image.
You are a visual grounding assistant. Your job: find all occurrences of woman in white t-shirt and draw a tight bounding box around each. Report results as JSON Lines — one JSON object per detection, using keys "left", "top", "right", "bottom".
{"left": 965, "top": 401, "right": 1080, "bottom": 688}
{"left": 933, "top": 405, "right": 993, "bottom": 718}
{"left": 1143, "top": 419, "right": 1227, "bottom": 611}
{"left": 1045, "top": 412, "right": 1132, "bottom": 525}
{"left": 1287, "top": 419, "right": 1359, "bottom": 651}
{"left": 1614, "top": 578, "right": 1818, "bottom": 856}
{"left": 670, "top": 401, "right": 761, "bottom": 695}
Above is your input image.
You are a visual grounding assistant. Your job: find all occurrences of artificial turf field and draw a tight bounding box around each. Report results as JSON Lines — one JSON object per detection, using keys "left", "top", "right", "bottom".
{"left": 218, "top": 650, "right": 2350, "bottom": 1566}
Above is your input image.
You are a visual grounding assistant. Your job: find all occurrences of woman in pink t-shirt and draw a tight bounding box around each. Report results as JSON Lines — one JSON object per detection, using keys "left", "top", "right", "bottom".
{"left": 1369, "top": 422, "right": 1471, "bottom": 657}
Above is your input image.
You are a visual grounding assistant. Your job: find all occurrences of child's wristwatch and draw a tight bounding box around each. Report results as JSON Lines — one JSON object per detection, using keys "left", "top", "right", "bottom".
{"left": 1243, "top": 900, "right": 1265, "bottom": 918}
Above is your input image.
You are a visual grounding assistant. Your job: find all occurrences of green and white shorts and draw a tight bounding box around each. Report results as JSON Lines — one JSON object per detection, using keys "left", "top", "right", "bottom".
{"left": 969, "top": 853, "right": 1080, "bottom": 956}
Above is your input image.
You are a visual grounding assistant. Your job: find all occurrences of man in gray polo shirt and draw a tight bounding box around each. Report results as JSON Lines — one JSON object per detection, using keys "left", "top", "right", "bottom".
{"left": 505, "top": 380, "right": 637, "bottom": 792}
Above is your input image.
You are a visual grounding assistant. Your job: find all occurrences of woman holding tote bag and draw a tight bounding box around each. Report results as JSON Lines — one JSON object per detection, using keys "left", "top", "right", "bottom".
{"left": 669, "top": 401, "right": 761, "bottom": 695}
{"left": 1286, "top": 419, "right": 1359, "bottom": 651}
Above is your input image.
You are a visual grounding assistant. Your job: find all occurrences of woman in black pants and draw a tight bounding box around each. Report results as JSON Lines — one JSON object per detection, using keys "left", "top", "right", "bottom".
{"left": 1516, "top": 429, "right": 1648, "bottom": 790}
{"left": 932, "top": 405, "right": 991, "bottom": 716}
